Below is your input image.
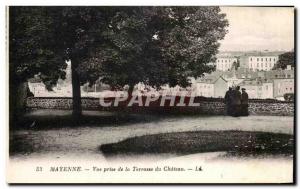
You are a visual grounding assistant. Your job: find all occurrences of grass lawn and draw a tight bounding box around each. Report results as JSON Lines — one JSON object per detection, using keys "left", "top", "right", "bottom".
{"left": 100, "top": 130, "right": 294, "bottom": 157}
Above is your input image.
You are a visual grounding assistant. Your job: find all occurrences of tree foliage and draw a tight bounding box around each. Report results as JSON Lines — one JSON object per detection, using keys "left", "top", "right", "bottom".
{"left": 78, "top": 7, "right": 228, "bottom": 89}
{"left": 10, "top": 6, "right": 228, "bottom": 90}
{"left": 284, "top": 93, "right": 294, "bottom": 102}
{"left": 10, "top": 7, "right": 228, "bottom": 118}
{"left": 9, "top": 7, "right": 67, "bottom": 88}
{"left": 274, "top": 51, "right": 295, "bottom": 70}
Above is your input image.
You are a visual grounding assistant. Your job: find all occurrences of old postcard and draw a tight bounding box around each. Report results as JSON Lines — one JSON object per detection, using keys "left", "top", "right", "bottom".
{"left": 7, "top": 6, "right": 295, "bottom": 184}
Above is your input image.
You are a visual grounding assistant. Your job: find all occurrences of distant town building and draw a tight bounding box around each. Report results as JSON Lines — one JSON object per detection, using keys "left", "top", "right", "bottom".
{"left": 215, "top": 56, "right": 238, "bottom": 71}
{"left": 193, "top": 76, "right": 227, "bottom": 98}
{"left": 238, "top": 78, "right": 274, "bottom": 99}
{"left": 215, "top": 52, "right": 281, "bottom": 72}
{"left": 27, "top": 52, "right": 294, "bottom": 100}
{"left": 247, "top": 55, "right": 278, "bottom": 71}
{"left": 262, "top": 80, "right": 274, "bottom": 99}
{"left": 264, "top": 69, "right": 294, "bottom": 79}
{"left": 273, "top": 78, "right": 294, "bottom": 100}
{"left": 238, "top": 52, "right": 281, "bottom": 71}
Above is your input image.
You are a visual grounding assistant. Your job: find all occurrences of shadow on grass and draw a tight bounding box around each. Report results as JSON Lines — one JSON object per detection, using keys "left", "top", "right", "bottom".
{"left": 11, "top": 109, "right": 226, "bottom": 130}
{"left": 100, "top": 130, "right": 294, "bottom": 158}
{"left": 10, "top": 110, "right": 166, "bottom": 130}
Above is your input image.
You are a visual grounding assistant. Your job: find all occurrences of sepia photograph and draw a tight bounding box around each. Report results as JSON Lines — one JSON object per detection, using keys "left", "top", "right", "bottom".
{"left": 7, "top": 6, "right": 295, "bottom": 184}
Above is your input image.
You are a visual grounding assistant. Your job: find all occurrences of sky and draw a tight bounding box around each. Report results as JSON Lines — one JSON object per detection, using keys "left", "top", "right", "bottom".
{"left": 219, "top": 7, "right": 294, "bottom": 52}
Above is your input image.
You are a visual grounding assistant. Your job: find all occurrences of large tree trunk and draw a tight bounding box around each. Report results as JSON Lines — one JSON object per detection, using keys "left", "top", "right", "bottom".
{"left": 128, "top": 85, "right": 134, "bottom": 96}
{"left": 71, "top": 60, "right": 82, "bottom": 122}
{"left": 9, "top": 81, "right": 28, "bottom": 128}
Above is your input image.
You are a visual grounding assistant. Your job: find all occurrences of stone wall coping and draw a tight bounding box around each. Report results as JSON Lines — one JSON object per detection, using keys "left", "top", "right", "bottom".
{"left": 27, "top": 96, "right": 294, "bottom": 104}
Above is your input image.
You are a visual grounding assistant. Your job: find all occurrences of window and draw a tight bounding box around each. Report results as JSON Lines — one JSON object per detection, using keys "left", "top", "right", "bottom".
{"left": 266, "top": 58, "right": 267, "bottom": 61}
{"left": 287, "top": 75, "right": 291, "bottom": 78}
{"left": 274, "top": 58, "right": 276, "bottom": 61}
{"left": 275, "top": 75, "right": 278, "bottom": 78}
{"left": 266, "top": 86, "right": 268, "bottom": 90}
{"left": 269, "top": 58, "right": 271, "bottom": 61}
{"left": 250, "top": 58, "right": 252, "bottom": 61}
{"left": 261, "top": 58, "right": 263, "bottom": 61}
{"left": 221, "top": 60, "right": 223, "bottom": 62}
{"left": 261, "top": 63, "right": 263, "bottom": 68}
{"left": 290, "top": 88, "right": 292, "bottom": 91}
{"left": 257, "top": 63, "right": 259, "bottom": 67}
{"left": 257, "top": 58, "right": 259, "bottom": 61}
{"left": 225, "top": 60, "right": 227, "bottom": 63}
{"left": 265, "top": 63, "right": 267, "bottom": 67}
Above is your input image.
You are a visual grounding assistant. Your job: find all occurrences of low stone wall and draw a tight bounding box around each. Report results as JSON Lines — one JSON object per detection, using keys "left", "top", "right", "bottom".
{"left": 26, "top": 97, "right": 294, "bottom": 116}
{"left": 248, "top": 102, "right": 294, "bottom": 116}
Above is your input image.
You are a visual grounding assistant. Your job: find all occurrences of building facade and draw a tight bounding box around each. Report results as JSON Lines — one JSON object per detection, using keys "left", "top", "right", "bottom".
{"left": 262, "top": 81, "right": 274, "bottom": 99}
{"left": 239, "top": 79, "right": 262, "bottom": 99}
{"left": 192, "top": 76, "right": 227, "bottom": 98}
{"left": 273, "top": 78, "right": 294, "bottom": 100}
{"left": 247, "top": 56, "right": 279, "bottom": 71}
{"left": 215, "top": 56, "right": 238, "bottom": 71}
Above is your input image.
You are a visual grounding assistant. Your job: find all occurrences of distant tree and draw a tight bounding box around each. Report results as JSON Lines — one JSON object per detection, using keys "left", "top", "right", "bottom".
{"left": 231, "top": 60, "right": 239, "bottom": 70}
{"left": 274, "top": 51, "right": 295, "bottom": 70}
{"left": 284, "top": 93, "right": 294, "bottom": 102}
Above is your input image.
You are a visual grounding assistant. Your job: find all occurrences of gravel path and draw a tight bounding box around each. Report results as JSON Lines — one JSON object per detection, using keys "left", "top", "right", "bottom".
{"left": 10, "top": 111, "right": 293, "bottom": 160}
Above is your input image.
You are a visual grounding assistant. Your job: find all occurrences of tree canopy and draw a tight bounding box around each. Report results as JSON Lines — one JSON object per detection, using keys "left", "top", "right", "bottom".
{"left": 274, "top": 51, "right": 295, "bottom": 70}
{"left": 78, "top": 7, "right": 228, "bottom": 90}
{"left": 10, "top": 6, "right": 228, "bottom": 89}
{"left": 10, "top": 6, "right": 228, "bottom": 118}
{"left": 9, "top": 7, "right": 67, "bottom": 88}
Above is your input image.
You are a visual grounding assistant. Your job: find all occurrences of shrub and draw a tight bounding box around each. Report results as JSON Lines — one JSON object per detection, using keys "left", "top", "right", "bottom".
{"left": 284, "top": 93, "right": 294, "bottom": 101}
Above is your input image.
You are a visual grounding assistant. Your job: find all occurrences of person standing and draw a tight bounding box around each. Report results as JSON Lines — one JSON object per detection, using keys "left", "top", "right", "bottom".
{"left": 241, "top": 88, "right": 249, "bottom": 116}
{"left": 224, "top": 87, "right": 233, "bottom": 115}
{"left": 231, "top": 86, "right": 241, "bottom": 117}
